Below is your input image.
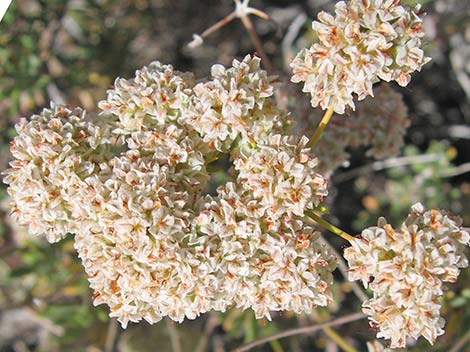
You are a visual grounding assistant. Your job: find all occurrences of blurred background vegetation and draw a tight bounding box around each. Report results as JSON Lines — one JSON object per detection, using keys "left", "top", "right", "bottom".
{"left": 0, "top": 0, "right": 468, "bottom": 351}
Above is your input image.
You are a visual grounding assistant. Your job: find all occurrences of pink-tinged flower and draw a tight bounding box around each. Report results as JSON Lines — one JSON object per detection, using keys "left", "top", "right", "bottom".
{"left": 345, "top": 203, "right": 469, "bottom": 348}
{"left": 290, "top": 0, "right": 430, "bottom": 114}
{"left": 2, "top": 104, "right": 116, "bottom": 242}
{"left": 185, "top": 55, "right": 287, "bottom": 152}
{"left": 98, "top": 61, "right": 195, "bottom": 134}
{"left": 234, "top": 134, "right": 328, "bottom": 219}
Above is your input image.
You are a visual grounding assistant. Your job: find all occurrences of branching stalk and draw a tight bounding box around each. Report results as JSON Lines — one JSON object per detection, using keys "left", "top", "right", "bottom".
{"left": 188, "top": 0, "right": 272, "bottom": 72}
{"left": 240, "top": 15, "right": 273, "bottom": 72}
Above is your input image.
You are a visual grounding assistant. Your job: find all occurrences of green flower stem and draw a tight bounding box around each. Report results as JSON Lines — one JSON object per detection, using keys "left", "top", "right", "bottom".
{"left": 323, "top": 327, "right": 359, "bottom": 352}
{"left": 308, "top": 106, "right": 335, "bottom": 148}
{"left": 307, "top": 211, "right": 355, "bottom": 242}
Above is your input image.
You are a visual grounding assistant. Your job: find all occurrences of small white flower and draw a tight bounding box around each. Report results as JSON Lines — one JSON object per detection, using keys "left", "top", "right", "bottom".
{"left": 185, "top": 55, "right": 286, "bottom": 152}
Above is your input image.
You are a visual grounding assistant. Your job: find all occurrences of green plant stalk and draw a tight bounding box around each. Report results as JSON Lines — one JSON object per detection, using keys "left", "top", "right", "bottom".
{"left": 308, "top": 106, "right": 335, "bottom": 148}
{"left": 323, "top": 327, "right": 359, "bottom": 352}
{"left": 269, "top": 340, "right": 284, "bottom": 352}
{"left": 307, "top": 211, "right": 355, "bottom": 242}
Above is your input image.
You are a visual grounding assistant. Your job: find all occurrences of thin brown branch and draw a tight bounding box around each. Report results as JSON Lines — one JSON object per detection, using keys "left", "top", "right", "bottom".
{"left": 188, "top": 11, "right": 237, "bottom": 48}
{"left": 195, "top": 312, "right": 220, "bottom": 352}
{"left": 188, "top": 1, "right": 273, "bottom": 72}
{"left": 449, "top": 329, "right": 470, "bottom": 352}
{"left": 201, "top": 12, "right": 237, "bottom": 40}
{"left": 213, "top": 334, "right": 226, "bottom": 352}
{"left": 232, "top": 312, "right": 366, "bottom": 352}
{"left": 240, "top": 15, "right": 273, "bottom": 72}
{"left": 166, "top": 319, "right": 182, "bottom": 352}
{"left": 104, "top": 318, "right": 119, "bottom": 352}
{"left": 332, "top": 153, "right": 445, "bottom": 184}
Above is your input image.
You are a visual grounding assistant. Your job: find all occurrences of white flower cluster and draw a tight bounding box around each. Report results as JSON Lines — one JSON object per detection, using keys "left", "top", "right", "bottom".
{"left": 195, "top": 186, "right": 336, "bottom": 320}
{"left": 4, "top": 55, "right": 336, "bottom": 328}
{"left": 290, "top": 0, "right": 430, "bottom": 113}
{"left": 187, "top": 58, "right": 286, "bottom": 152}
{"left": 99, "top": 55, "right": 286, "bottom": 153}
{"left": 233, "top": 134, "right": 328, "bottom": 220}
{"left": 98, "top": 61, "right": 195, "bottom": 134}
{"left": 344, "top": 84, "right": 410, "bottom": 160}
{"left": 344, "top": 203, "right": 469, "bottom": 348}
{"left": 3, "top": 105, "right": 117, "bottom": 243}
{"left": 293, "top": 84, "right": 409, "bottom": 175}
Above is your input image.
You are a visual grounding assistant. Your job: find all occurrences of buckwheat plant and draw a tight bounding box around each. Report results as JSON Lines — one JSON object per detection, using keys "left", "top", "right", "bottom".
{"left": 3, "top": 0, "right": 468, "bottom": 351}
{"left": 4, "top": 55, "right": 337, "bottom": 329}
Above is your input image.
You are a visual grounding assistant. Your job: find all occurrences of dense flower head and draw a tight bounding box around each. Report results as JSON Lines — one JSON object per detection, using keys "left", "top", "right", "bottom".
{"left": 4, "top": 56, "right": 335, "bottom": 328}
{"left": 344, "top": 203, "right": 469, "bottom": 348}
{"left": 293, "top": 84, "right": 409, "bottom": 175}
{"left": 3, "top": 104, "right": 117, "bottom": 242}
{"left": 290, "top": 0, "right": 430, "bottom": 113}
{"left": 193, "top": 184, "right": 337, "bottom": 321}
{"left": 98, "top": 61, "right": 195, "bottom": 134}
{"left": 234, "top": 134, "right": 328, "bottom": 220}
{"left": 344, "top": 84, "right": 410, "bottom": 159}
{"left": 186, "top": 56, "right": 287, "bottom": 152}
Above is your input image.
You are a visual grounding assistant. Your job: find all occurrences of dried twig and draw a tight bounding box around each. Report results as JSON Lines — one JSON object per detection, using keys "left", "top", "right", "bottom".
{"left": 449, "top": 329, "right": 470, "bottom": 352}
{"left": 232, "top": 312, "right": 366, "bottom": 352}
{"left": 239, "top": 14, "right": 273, "bottom": 72}
{"left": 332, "top": 153, "right": 445, "bottom": 184}
{"left": 188, "top": 0, "right": 273, "bottom": 72}
{"left": 104, "top": 318, "right": 119, "bottom": 352}
{"left": 166, "top": 319, "right": 182, "bottom": 352}
{"left": 188, "top": 12, "right": 237, "bottom": 48}
{"left": 195, "top": 312, "right": 220, "bottom": 352}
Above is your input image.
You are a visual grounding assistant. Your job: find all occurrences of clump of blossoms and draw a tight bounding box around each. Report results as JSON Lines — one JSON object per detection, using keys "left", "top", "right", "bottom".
{"left": 185, "top": 58, "right": 286, "bottom": 152}
{"left": 4, "top": 1, "right": 466, "bottom": 348}
{"left": 345, "top": 203, "right": 469, "bottom": 348}
{"left": 2, "top": 105, "right": 118, "bottom": 243}
{"left": 233, "top": 134, "right": 328, "bottom": 221}
{"left": 293, "top": 84, "right": 409, "bottom": 175}
{"left": 290, "top": 0, "right": 430, "bottom": 113}
{"left": 4, "top": 55, "right": 337, "bottom": 328}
